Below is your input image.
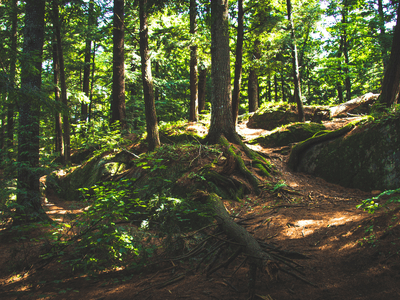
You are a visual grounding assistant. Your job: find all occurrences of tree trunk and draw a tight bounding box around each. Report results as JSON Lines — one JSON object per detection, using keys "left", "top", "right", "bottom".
{"left": 377, "top": 0, "right": 389, "bottom": 69}
{"left": 82, "top": 0, "right": 94, "bottom": 123}
{"left": 274, "top": 74, "right": 278, "bottom": 102}
{"left": 6, "top": 0, "right": 18, "bottom": 149}
{"left": 281, "top": 70, "right": 286, "bottom": 102}
{"left": 89, "top": 44, "right": 96, "bottom": 122}
{"left": 287, "top": 0, "right": 304, "bottom": 122}
{"left": 53, "top": 0, "right": 70, "bottom": 164}
{"left": 341, "top": 4, "right": 351, "bottom": 102}
{"left": 52, "top": 34, "right": 63, "bottom": 156}
{"left": 139, "top": 0, "right": 160, "bottom": 151}
{"left": 379, "top": 4, "right": 400, "bottom": 107}
{"left": 248, "top": 39, "right": 260, "bottom": 113}
{"left": 111, "top": 0, "right": 126, "bottom": 128}
{"left": 189, "top": 0, "right": 198, "bottom": 121}
{"left": 248, "top": 69, "right": 258, "bottom": 112}
{"left": 313, "top": 93, "right": 379, "bottom": 121}
{"left": 232, "top": 0, "right": 244, "bottom": 125}
{"left": 198, "top": 66, "right": 207, "bottom": 114}
{"left": 205, "top": 0, "right": 239, "bottom": 144}
{"left": 16, "top": 0, "right": 48, "bottom": 223}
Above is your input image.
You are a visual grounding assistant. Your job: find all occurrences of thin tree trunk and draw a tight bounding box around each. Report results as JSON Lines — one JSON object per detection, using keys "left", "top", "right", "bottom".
{"left": 53, "top": 34, "right": 63, "bottom": 155}
{"left": 16, "top": 0, "right": 48, "bottom": 223}
{"left": 189, "top": 0, "right": 198, "bottom": 121}
{"left": 7, "top": 0, "right": 18, "bottom": 149}
{"left": 287, "top": 0, "right": 304, "bottom": 121}
{"left": 53, "top": 0, "right": 70, "bottom": 164}
{"left": 274, "top": 74, "right": 278, "bottom": 102}
{"left": 248, "top": 39, "right": 260, "bottom": 113}
{"left": 379, "top": 4, "right": 400, "bottom": 107}
{"left": 232, "top": 0, "right": 244, "bottom": 125}
{"left": 267, "top": 76, "right": 272, "bottom": 102}
{"left": 198, "top": 66, "right": 207, "bottom": 114}
{"left": 341, "top": 2, "right": 351, "bottom": 102}
{"left": 111, "top": 0, "right": 126, "bottom": 128}
{"left": 281, "top": 70, "right": 286, "bottom": 102}
{"left": 89, "top": 44, "right": 96, "bottom": 122}
{"left": 139, "top": 0, "right": 160, "bottom": 151}
{"left": 378, "top": 0, "right": 389, "bottom": 69}
{"left": 82, "top": 0, "right": 94, "bottom": 122}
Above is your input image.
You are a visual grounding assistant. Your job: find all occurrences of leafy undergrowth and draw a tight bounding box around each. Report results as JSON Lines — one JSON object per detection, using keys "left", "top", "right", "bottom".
{"left": 1, "top": 122, "right": 400, "bottom": 299}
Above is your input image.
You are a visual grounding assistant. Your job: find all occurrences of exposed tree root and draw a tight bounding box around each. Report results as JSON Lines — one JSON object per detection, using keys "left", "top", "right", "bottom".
{"left": 184, "top": 192, "right": 313, "bottom": 299}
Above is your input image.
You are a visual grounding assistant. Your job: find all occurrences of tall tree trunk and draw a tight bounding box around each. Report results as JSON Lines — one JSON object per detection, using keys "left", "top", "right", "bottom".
{"left": 274, "top": 74, "right": 278, "bottom": 102}
{"left": 206, "top": 0, "right": 238, "bottom": 144}
{"left": 248, "top": 39, "right": 260, "bottom": 113}
{"left": 267, "top": 76, "right": 272, "bottom": 102}
{"left": 198, "top": 66, "right": 207, "bottom": 114}
{"left": 82, "top": 0, "right": 94, "bottom": 122}
{"left": 189, "top": 0, "right": 198, "bottom": 121}
{"left": 53, "top": 0, "right": 70, "bottom": 164}
{"left": 89, "top": 44, "right": 96, "bottom": 122}
{"left": 139, "top": 0, "right": 160, "bottom": 151}
{"left": 379, "top": 4, "right": 400, "bottom": 107}
{"left": 111, "top": 0, "right": 126, "bottom": 128}
{"left": 232, "top": 0, "right": 244, "bottom": 125}
{"left": 248, "top": 69, "right": 258, "bottom": 112}
{"left": 377, "top": 0, "right": 389, "bottom": 69}
{"left": 341, "top": 2, "right": 351, "bottom": 102}
{"left": 16, "top": 0, "right": 48, "bottom": 223}
{"left": 281, "top": 70, "right": 286, "bottom": 102}
{"left": 53, "top": 34, "right": 63, "bottom": 156}
{"left": 7, "top": 0, "right": 18, "bottom": 149}
{"left": 287, "top": 0, "right": 304, "bottom": 121}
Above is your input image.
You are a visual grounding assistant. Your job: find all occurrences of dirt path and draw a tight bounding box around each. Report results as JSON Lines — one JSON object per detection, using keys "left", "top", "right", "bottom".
{"left": 1, "top": 122, "right": 400, "bottom": 300}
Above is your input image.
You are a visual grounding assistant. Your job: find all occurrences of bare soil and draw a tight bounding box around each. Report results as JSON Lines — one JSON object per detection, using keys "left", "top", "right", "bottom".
{"left": 1, "top": 121, "right": 400, "bottom": 300}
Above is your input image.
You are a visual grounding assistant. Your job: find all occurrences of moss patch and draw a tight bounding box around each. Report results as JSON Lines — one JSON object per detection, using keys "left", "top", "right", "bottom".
{"left": 249, "top": 122, "right": 326, "bottom": 148}
{"left": 293, "top": 117, "right": 400, "bottom": 191}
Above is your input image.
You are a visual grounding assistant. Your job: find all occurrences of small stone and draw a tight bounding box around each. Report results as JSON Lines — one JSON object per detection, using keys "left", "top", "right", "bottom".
{"left": 371, "top": 190, "right": 381, "bottom": 196}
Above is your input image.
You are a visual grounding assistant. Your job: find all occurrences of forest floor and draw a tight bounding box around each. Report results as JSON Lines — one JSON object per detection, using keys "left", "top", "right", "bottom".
{"left": 1, "top": 120, "right": 400, "bottom": 300}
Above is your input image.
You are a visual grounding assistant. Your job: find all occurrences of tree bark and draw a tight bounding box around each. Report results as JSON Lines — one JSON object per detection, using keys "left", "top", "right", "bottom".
{"left": 198, "top": 66, "right": 207, "bottom": 114}
{"left": 16, "top": 0, "right": 48, "bottom": 223}
{"left": 205, "top": 0, "right": 239, "bottom": 144}
{"left": 341, "top": 1, "right": 351, "bottom": 102}
{"left": 82, "top": 0, "right": 95, "bottom": 122}
{"left": 52, "top": 34, "right": 63, "bottom": 156}
{"left": 287, "top": 0, "right": 304, "bottom": 121}
{"left": 6, "top": 0, "right": 18, "bottom": 149}
{"left": 377, "top": 0, "right": 389, "bottom": 69}
{"left": 189, "top": 0, "right": 198, "bottom": 121}
{"left": 111, "top": 0, "right": 126, "bottom": 128}
{"left": 232, "top": 0, "right": 244, "bottom": 125}
{"left": 139, "top": 0, "right": 160, "bottom": 151}
{"left": 53, "top": 0, "right": 70, "bottom": 164}
{"left": 379, "top": 4, "right": 400, "bottom": 107}
{"left": 248, "top": 39, "right": 260, "bottom": 113}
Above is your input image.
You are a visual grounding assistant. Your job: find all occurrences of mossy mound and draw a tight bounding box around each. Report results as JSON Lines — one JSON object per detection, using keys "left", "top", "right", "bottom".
{"left": 159, "top": 121, "right": 207, "bottom": 144}
{"left": 248, "top": 122, "right": 326, "bottom": 148}
{"left": 247, "top": 103, "right": 325, "bottom": 130}
{"left": 290, "top": 116, "right": 400, "bottom": 191}
{"left": 47, "top": 152, "right": 132, "bottom": 201}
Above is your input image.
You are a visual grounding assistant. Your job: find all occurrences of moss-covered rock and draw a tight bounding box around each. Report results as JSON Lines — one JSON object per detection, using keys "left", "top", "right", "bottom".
{"left": 291, "top": 117, "right": 400, "bottom": 191}
{"left": 48, "top": 152, "right": 131, "bottom": 201}
{"left": 249, "top": 122, "right": 326, "bottom": 148}
{"left": 247, "top": 103, "right": 326, "bottom": 130}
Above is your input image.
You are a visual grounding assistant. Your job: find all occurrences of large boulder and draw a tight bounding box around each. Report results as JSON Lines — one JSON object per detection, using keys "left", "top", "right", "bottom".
{"left": 288, "top": 117, "right": 400, "bottom": 191}
{"left": 248, "top": 122, "right": 326, "bottom": 148}
{"left": 247, "top": 104, "right": 326, "bottom": 130}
